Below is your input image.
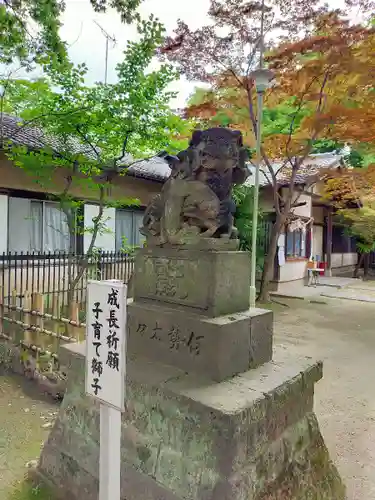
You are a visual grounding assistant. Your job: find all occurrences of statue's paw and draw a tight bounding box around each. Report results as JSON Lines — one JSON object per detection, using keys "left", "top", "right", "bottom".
{"left": 201, "top": 226, "right": 219, "bottom": 238}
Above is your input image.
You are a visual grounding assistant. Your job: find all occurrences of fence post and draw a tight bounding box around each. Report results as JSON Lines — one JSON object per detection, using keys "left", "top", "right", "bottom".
{"left": 52, "top": 294, "right": 60, "bottom": 353}
{"left": 32, "top": 292, "right": 44, "bottom": 350}
{"left": 69, "top": 300, "right": 80, "bottom": 340}
{"left": 0, "top": 286, "right": 3, "bottom": 335}
{"left": 11, "top": 289, "right": 17, "bottom": 342}
{"left": 23, "top": 290, "right": 33, "bottom": 344}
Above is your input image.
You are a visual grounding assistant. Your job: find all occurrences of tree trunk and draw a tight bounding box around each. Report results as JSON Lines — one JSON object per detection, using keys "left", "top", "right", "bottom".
{"left": 353, "top": 252, "right": 363, "bottom": 278}
{"left": 363, "top": 252, "right": 370, "bottom": 280}
{"left": 67, "top": 187, "right": 105, "bottom": 304}
{"left": 66, "top": 207, "right": 78, "bottom": 305}
{"left": 258, "top": 217, "right": 283, "bottom": 302}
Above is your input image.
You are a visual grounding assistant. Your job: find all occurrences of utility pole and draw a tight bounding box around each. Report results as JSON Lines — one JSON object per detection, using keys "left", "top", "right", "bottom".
{"left": 94, "top": 21, "right": 117, "bottom": 84}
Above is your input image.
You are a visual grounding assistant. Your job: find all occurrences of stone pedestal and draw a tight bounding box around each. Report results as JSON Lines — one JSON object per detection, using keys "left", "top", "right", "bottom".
{"left": 37, "top": 343, "right": 345, "bottom": 500}
{"left": 128, "top": 301, "right": 272, "bottom": 381}
{"left": 128, "top": 248, "right": 272, "bottom": 380}
{"left": 36, "top": 246, "right": 345, "bottom": 499}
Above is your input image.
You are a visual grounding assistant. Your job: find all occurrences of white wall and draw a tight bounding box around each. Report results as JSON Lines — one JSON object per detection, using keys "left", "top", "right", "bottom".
{"left": 260, "top": 187, "right": 275, "bottom": 213}
{"left": 84, "top": 204, "right": 116, "bottom": 253}
{"left": 312, "top": 225, "right": 323, "bottom": 261}
{"left": 276, "top": 191, "right": 313, "bottom": 283}
{"left": 312, "top": 205, "right": 324, "bottom": 224}
{"left": 279, "top": 260, "right": 307, "bottom": 282}
{"left": 0, "top": 194, "right": 8, "bottom": 253}
{"left": 331, "top": 253, "right": 357, "bottom": 268}
{"left": 280, "top": 188, "right": 312, "bottom": 218}
{"left": 292, "top": 193, "right": 312, "bottom": 218}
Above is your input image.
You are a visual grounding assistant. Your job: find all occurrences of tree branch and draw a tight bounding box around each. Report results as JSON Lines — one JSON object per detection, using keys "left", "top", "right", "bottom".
{"left": 114, "top": 129, "right": 133, "bottom": 165}
{"left": 285, "top": 71, "right": 326, "bottom": 159}
{"left": 281, "top": 68, "right": 332, "bottom": 215}
{"left": 75, "top": 125, "right": 101, "bottom": 160}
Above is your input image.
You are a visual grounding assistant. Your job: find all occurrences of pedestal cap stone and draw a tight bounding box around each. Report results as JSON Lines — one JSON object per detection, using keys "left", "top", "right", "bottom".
{"left": 133, "top": 247, "right": 251, "bottom": 318}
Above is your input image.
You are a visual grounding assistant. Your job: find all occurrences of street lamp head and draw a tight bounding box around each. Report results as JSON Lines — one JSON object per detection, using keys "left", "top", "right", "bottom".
{"left": 250, "top": 68, "right": 274, "bottom": 93}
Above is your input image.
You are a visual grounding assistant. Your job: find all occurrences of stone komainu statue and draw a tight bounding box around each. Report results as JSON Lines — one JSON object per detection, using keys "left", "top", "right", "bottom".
{"left": 141, "top": 127, "right": 250, "bottom": 246}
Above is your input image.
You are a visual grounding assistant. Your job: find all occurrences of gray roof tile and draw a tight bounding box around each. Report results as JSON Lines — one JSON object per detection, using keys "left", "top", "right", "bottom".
{"left": 1, "top": 114, "right": 343, "bottom": 186}
{"left": 0, "top": 113, "right": 94, "bottom": 157}
{"left": 1, "top": 113, "right": 169, "bottom": 181}
{"left": 245, "top": 152, "right": 343, "bottom": 188}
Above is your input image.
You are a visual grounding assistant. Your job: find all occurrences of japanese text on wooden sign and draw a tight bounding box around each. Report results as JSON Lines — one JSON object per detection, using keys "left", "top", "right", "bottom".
{"left": 85, "top": 280, "right": 127, "bottom": 411}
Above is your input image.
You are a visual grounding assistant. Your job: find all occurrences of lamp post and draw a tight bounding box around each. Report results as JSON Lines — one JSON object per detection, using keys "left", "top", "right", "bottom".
{"left": 249, "top": 68, "right": 274, "bottom": 308}
{"left": 0, "top": 84, "right": 5, "bottom": 148}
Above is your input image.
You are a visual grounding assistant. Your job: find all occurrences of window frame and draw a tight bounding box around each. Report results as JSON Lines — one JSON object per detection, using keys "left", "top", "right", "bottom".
{"left": 8, "top": 196, "right": 71, "bottom": 253}
{"left": 285, "top": 227, "right": 308, "bottom": 259}
{"left": 115, "top": 208, "right": 145, "bottom": 251}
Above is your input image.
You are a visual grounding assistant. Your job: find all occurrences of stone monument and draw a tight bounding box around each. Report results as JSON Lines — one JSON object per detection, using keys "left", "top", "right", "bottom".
{"left": 36, "top": 128, "right": 345, "bottom": 500}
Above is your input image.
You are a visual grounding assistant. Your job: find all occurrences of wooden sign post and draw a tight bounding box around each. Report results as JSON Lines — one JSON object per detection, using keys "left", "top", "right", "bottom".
{"left": 85, "top": 279, "right": 127, "bottom": 500}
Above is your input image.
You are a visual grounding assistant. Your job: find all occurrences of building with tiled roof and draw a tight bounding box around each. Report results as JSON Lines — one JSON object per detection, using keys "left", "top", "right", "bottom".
{"left": 0, "top": 113, "right": 163, "bottom": 254}
{"left": 0, "top": 113, "right": 356, "bottom": 288}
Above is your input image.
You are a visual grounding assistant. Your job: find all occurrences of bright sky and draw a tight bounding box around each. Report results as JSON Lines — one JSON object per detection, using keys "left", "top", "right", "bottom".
{"left": 3, "top": 0, "right": 362, "bottom": 108}
{"left": 58, "top": 0, "right": 211, "bottom": 108}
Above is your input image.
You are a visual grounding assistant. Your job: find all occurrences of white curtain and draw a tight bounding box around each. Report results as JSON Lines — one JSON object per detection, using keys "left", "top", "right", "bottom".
{"left": 115, "top": 210, "right": 133, "bottom": 250}
{"left": 115, "top": 210, "right": 145, "bottom": 250}
{"left": 29, "top": 201, "right": 43, "bottom": 252}
{"left": 43, "top": 202, "right": 70, "bottom": 252}
{"left": 8, "top": 198, "right": 69, "bottom": 253}
{"left": 8, "top": 197, "right": 34, "bottom": 252}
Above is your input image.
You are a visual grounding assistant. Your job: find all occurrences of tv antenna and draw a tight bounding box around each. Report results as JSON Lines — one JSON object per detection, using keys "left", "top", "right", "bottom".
{"left": 94, "top": 21, "right": 117, "bottom": 84}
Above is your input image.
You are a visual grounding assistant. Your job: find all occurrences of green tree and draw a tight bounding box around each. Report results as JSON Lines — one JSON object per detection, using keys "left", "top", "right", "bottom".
{"left": 233, "top": 185, "right": 266, "bottom": 273}
{"left": 0, "top": 0, "right": 143, "bottom": 68}
{"left": 1, "top": 16, "right": 189, "bottom": 297}
{"left": 325, "top": 164, "right": 375, "bottom": 279}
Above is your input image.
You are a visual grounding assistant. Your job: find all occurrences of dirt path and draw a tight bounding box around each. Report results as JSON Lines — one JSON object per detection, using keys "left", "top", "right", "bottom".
{"left": 0, "top": 372, "right": 58, "bottom": 498}
{"left": 273, "top": 298, "right": 375, "bottom": 500}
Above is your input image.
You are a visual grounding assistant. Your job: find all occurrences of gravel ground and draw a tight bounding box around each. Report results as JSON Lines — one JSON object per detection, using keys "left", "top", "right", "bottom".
{"left": 1, "top": 297, "right": 374, "bottom": 499}
{"left": 273, "top": 298, "right": 375, "bottom": 500}
{"left": 0, "top": 372, "right": 58, "bottom": 499}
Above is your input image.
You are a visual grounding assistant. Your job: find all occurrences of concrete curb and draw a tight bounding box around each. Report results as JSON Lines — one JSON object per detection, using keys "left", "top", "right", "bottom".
{"left": 270, "top": 293, "right": 305, "bottom": 301}
{"left": 270, "top": 293, "right": 329, "bottom": 305}
{"left": 320, "top": 293, "right": 375, "bottom": 304}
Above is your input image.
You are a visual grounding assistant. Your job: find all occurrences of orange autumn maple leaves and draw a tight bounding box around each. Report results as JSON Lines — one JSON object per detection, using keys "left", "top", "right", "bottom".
{"left": 185, "top": 13, "right": 375, "bottom": 160}
{"left": 323, "top": 163, "right": 375, "bottom": 247}
{"left": 325, "top": 164, "right": 375, "bottom": 209}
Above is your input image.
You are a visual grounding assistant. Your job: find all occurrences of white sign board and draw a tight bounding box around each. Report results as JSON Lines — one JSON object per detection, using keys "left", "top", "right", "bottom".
{"left": 85, "top": 280, "right": 127, "bottom": 411}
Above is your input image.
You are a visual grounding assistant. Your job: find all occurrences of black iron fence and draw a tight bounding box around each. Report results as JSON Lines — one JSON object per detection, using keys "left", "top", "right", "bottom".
{"left": 258, "top": 218, "right": 273, "bottom": 256}
{"left": 0, "top": 251, "right": 129, "bottom": 384}
{"left": 0, "top": 250, "right": 134, "bottom": 316}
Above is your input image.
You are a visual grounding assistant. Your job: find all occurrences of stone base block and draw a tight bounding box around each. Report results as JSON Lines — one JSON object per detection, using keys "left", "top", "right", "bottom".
{"left": 133, "top": 247, "right": 251, "bottom": 317}
{"left": 127, "top": 301, "right": 273, "bottom": 381}
{"left": 37, "top": 343, "right": 346, "bottom": 500}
